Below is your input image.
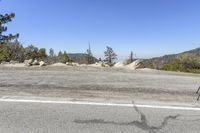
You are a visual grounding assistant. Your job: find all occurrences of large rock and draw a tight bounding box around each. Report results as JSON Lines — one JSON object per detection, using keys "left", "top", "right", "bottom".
{"left": 10, "top": 60, "right": 20, "bottom": 64}
{"left": 51, "top": 63, "right": 67, "bottom": 66}
{"left": 1, "top": 61, "right": 10, "bottom": 65}
{"left": 66, "top": 62, "right": 73, "bottom": 66}
{"left": 127, "top": 59, "right": 144, "bottom": 70}
{"left": 28, "top": 59, "right": 33, "bottom": 64}
{"left": 114, "top": 62, "right": 125, "bottom": 67}
{"left": 39, "top": 61, "right": 46, "bottom": 66}
{"left": 24, "top": 59, "right": 33, "bottom": 66}
{"left": 72, "top": 62, "right": 79, "bottom": 66}
{"left": 104, "top": 64, "right": 110, "bottom": 67}
{"left": 32, "top": 60, "right": 39, "bottom": 65}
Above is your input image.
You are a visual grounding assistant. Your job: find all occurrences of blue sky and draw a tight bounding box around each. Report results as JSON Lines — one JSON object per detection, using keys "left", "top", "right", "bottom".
{"left": 1, "top": 0, "right": 200, "bottom": 60}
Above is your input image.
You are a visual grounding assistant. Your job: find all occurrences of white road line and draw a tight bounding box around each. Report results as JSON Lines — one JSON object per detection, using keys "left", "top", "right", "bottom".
{"left": 0, "top": 98, "right": 199, "bottom": 111}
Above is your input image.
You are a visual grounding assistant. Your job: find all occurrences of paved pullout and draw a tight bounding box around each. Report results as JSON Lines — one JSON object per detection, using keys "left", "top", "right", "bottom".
{"left": 0, "top": 66, "right": 200, "bottom": 105}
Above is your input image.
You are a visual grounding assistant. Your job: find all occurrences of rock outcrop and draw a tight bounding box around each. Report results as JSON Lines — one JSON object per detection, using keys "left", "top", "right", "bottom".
{"left": 24, "top": 59, "right": 33, "bottom": 66}
{"left": 32, "top": 60, "right": 39, "bottom": 65}
{"left": 39, "top": 61, "right": 46, "bottom": 66}
{"left": 127, "top": 59, "right": 144, "bottom": 70}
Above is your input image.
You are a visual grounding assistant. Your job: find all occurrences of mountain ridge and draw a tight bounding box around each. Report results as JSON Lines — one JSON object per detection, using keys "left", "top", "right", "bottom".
{"left": 68, "top": 53, "right": 98, "bottom": 64}
{"left": 143, "top": 47, "right": 200, "bottom": 69}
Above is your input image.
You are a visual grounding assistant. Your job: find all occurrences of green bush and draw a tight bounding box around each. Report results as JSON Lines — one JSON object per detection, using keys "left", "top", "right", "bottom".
{"left": 58, "top": 51, "right": 69, "bottom": 63}
{"left": 161, "top": 53, "right": 200, "bottom": 73}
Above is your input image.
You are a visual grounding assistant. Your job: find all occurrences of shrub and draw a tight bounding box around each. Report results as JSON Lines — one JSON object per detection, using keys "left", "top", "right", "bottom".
{"left": 161, "top": 53, "right": 200, "bottom": 73}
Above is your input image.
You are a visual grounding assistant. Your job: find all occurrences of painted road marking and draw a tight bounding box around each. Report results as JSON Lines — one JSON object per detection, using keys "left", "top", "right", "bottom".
{"left": 0, "top": 98, "right": 199, "bottom": 111}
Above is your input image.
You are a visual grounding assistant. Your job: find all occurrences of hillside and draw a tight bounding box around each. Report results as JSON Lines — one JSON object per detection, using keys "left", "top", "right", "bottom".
{"left": 143, "top": 47, "right": 200, "bottom": 70}
{"left": 68, "top": 53, "right": 98, "bottom": 64}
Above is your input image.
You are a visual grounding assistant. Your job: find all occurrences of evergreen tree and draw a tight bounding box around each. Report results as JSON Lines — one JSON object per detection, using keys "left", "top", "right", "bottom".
{"left": 58, "top": 51, "right": 69, "bottom": 63}
{"left": 38, "top": 48, "right": 47, "bottom": 59}
{"left": 49, "top": 48, "right": 54, "bottom": 57}
{"left": 0, "top": 13, "right": 19, "bottom": 43}
{"left": 24, "top": 45, "right": 38, "bottom": 60}
{"left": 0, "top": 11, "right": 19, "bottom": 62}
{"left": 104, "top": 46, "right": 117, "bottom": 66}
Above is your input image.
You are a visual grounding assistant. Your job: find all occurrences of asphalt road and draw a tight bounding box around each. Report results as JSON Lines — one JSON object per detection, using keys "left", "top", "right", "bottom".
{"left": 0, "top": 101, "right": 200, "bottom": 133}
{"left": 1, "top": 66, "right": 200, "bottom": 132}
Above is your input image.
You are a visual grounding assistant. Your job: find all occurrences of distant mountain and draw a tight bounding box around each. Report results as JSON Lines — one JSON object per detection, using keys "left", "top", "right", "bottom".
{"left": 68, "top": 53, "right": 98, "bottom": 64}
{"left": 143, "top": 48, "right": 200, "bottom": 69}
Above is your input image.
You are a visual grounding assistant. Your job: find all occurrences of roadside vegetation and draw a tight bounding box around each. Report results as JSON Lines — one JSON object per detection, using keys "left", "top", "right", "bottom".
{"left": 161, "top": 53, "right": 200, "bottom": 73}
{"left": 123, "top": 51, "right": 135, "bottom": 65}
{"left": 1, "top": 8, "right": 200, "bottom": 73}
{"left": 104, "top": 46, "right": 117, "bottom": 66}
{"left": 0, "top": 11, "right": 118, "bottom": 66}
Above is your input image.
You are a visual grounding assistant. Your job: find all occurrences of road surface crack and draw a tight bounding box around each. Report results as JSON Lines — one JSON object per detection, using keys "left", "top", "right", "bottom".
{"left": 74, "top": 101, "right": 180, "bottom": 133}
{"left": 131, "top": 101, "right": 180, "bottom": 133}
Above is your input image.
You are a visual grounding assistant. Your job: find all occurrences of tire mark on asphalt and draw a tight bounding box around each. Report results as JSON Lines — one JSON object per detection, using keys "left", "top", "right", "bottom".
{"left": 0, "top": 83, "right": 194, "bottom": 96}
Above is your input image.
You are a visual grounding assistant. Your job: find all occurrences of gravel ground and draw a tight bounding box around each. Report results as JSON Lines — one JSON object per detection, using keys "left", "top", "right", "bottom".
{"left": 0, "top": 66, "right": 200, "bottom": 104}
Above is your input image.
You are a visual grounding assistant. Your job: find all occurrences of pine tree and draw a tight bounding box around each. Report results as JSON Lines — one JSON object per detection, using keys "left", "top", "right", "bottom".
{"left": 58, "top": 51, "right": 69, "bottom": 63}
{"left": 38, "top": 48, "right": 47, "bottom": 59}
{"left": 104, "top": 46, "right": 117, "bottom": 66}
{"left": 49, "top": 48, "right": 54, "bottom": 57}
{"left": 0, "top": 11, "right": 19, "bottom": 62}
{"left": 0, "top": 13, "right": 19, "bottom": 43}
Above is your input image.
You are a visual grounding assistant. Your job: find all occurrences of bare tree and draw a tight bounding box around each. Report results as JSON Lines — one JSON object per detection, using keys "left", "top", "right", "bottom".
{"left": 130, "top": 51, "right": 134, "bottom": 63}
{"left": 85, "top": 43, "right": 94, "bottom": 64}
